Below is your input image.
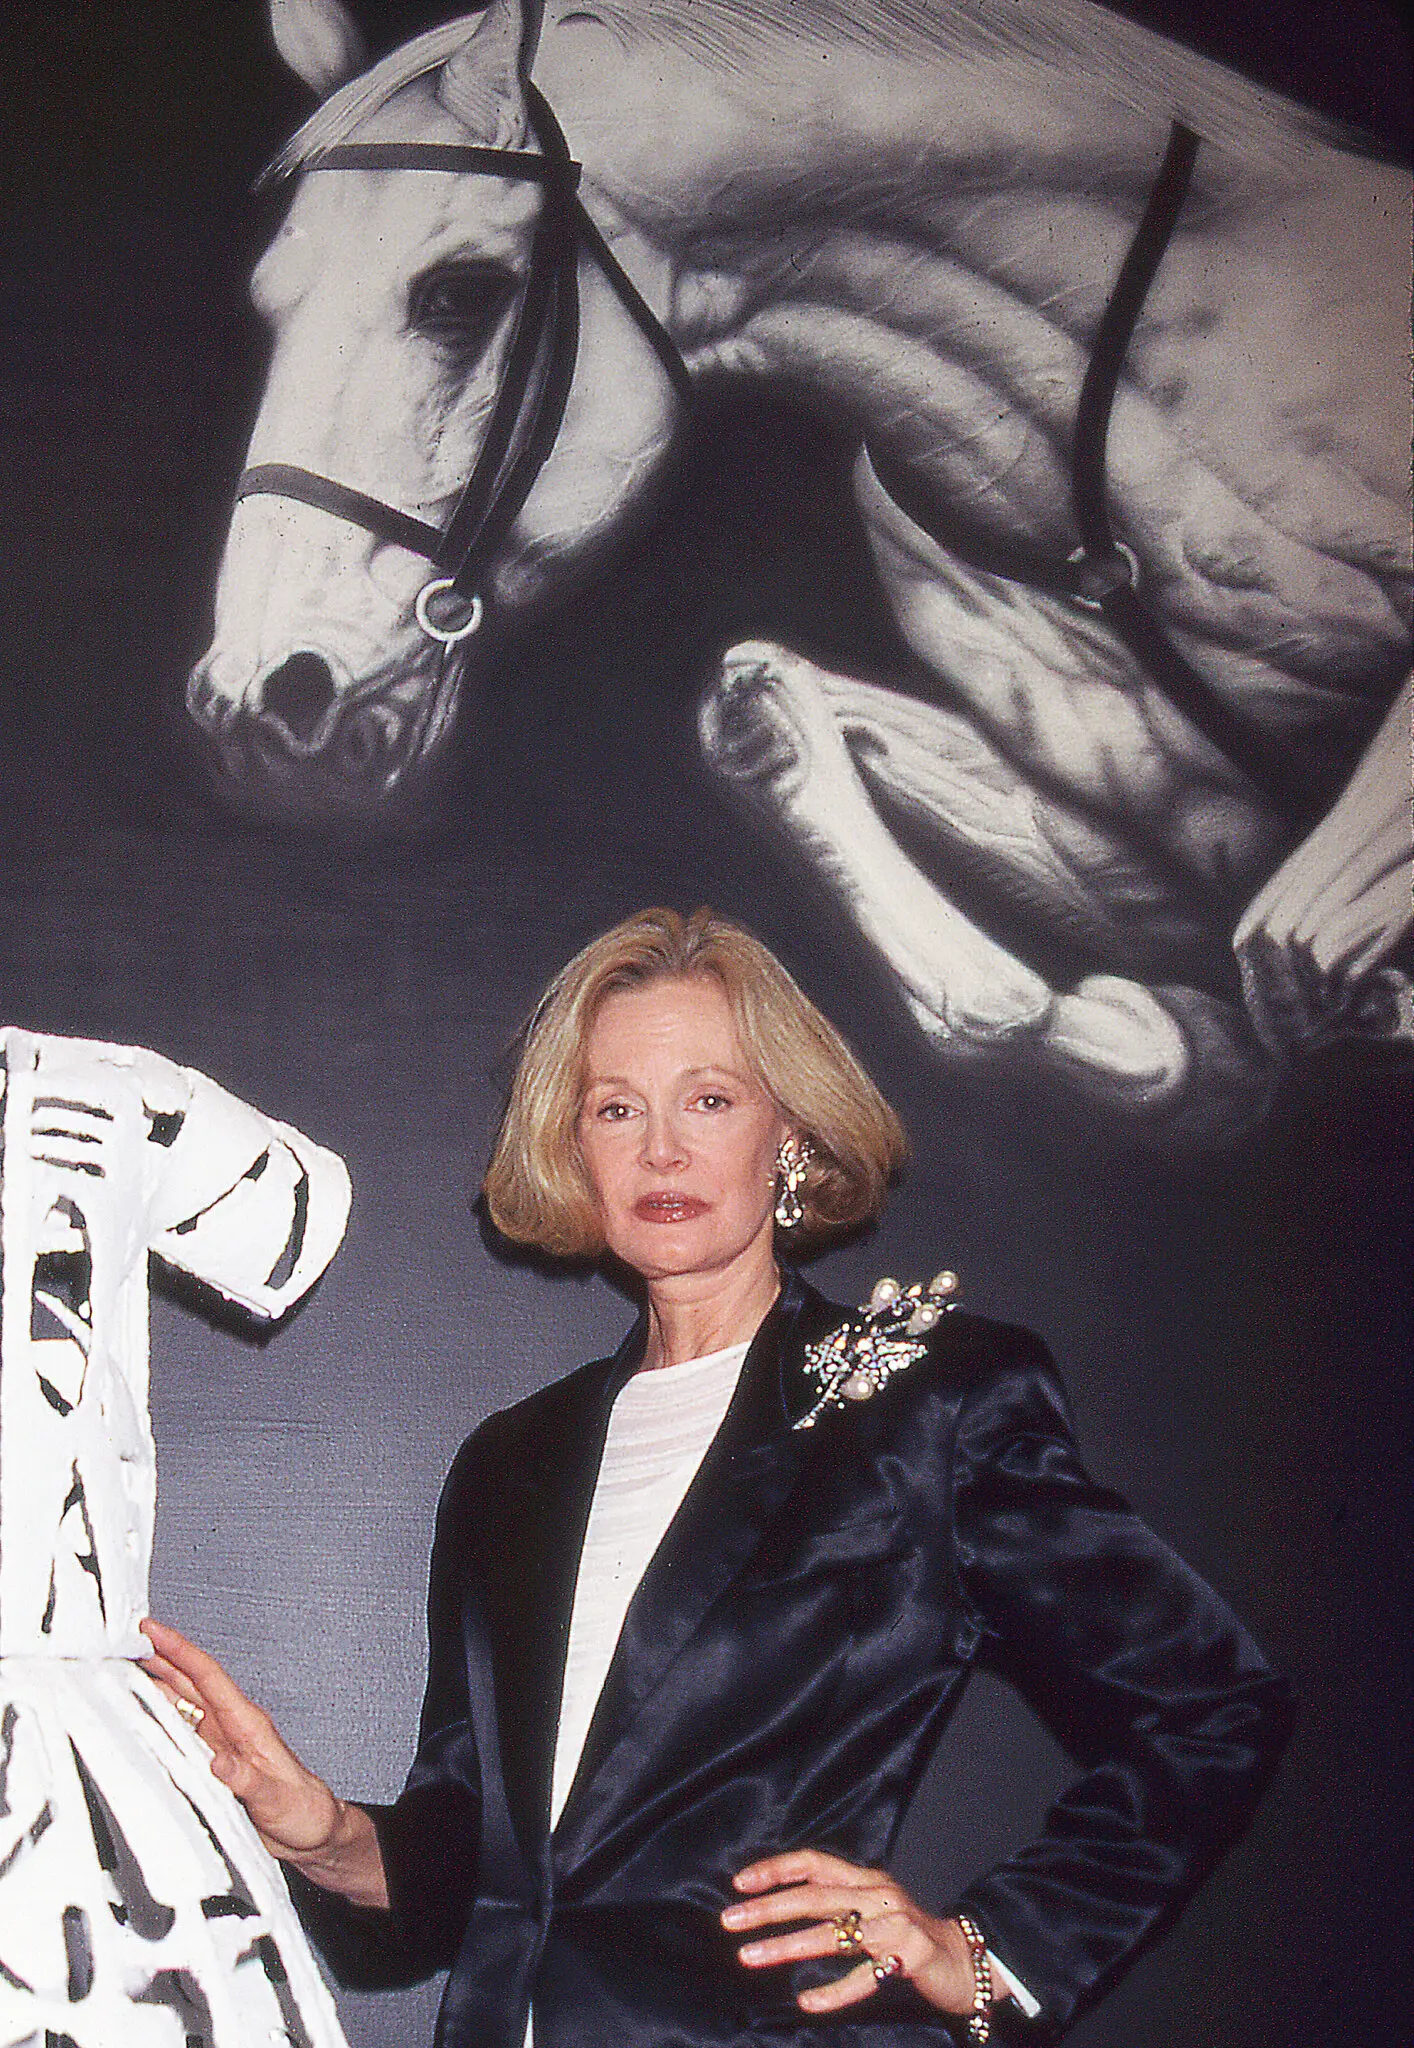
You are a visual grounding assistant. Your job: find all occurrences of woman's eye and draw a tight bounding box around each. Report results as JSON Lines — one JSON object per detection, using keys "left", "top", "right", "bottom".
{"left": 407, "top": 262, "right": 515, "bottom": 351}
{"left": 595, "top": 1100, "right": 635, "bottom": 1122}
{"left": 695, "top": 1092, "right": 732, "bottom": 1111}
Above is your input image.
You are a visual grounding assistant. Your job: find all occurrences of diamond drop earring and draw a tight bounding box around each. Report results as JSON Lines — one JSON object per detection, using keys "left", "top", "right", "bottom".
{"left": 773, "top": 1137, "right": 813, "bottom": 1231}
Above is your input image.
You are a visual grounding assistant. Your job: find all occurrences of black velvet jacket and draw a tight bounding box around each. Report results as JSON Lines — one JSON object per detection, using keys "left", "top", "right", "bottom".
{"left": 294, "top": 1272, "right": 1292, "bottom": 2045}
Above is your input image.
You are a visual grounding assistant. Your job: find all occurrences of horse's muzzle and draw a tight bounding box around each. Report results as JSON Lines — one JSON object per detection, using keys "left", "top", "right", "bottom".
{"left": 185, "top": 648, "right": 455, "bottom": 823}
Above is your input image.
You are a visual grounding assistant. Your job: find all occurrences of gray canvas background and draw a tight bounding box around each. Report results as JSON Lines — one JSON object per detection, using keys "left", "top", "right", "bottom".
{"left": 1, "top": 5, "right": 1410, "bottom": 2043}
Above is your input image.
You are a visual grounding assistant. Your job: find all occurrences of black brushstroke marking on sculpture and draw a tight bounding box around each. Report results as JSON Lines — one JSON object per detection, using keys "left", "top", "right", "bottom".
{"left": 33, "top": 1207, "right": 93, "bottom": 1403}
{"left": 47, "top": 2032, "right": 82, "bottom": 2047}
{"left": 59, "top": 1466, "right": 106, "bottom": 1620}
{"left": 63, "top": 1903, "right": 94, "bottom": 2000}
{"left": 172, "top": 1147, "right": 271, "bottom": 1236}
{"left": 34, "top": 1261, "right": 94, "bottom": 1327}
{"left": 242, "top": 1933, "right": 315, "bottom": 2048}
{"left": 35, "top": 1153, "right": 104, "bottom": 1178}
{"left": 266, "top": 1162, "right": 309, "bottom": 1290}
{"left": 38, "top": 1199, "right": 93, "bottom": 1321}
{"left": 0, "top": 1800, "right": 56, "bottom": 1878}
{"left": 38, "top": 1371, "right": 74, "bottom": 1415}
{"left": 133, "top": 1684, "right": 186, "bottom": 1750}
{"left": 0, "top": 1702, "right": 17, "bottom": 1816}
{"left": 33, "top": 1126, "right": 102, "bottom": 1144}
{"left": 175, "top": 1779, "right": 261, "bottom": 1920}
{"left": 145, "top": 1106, "right": 186, "bottom": 1147}
{"left": 33, "top": 1098, "right": 115, "bottom": 1122}
{"left": 71, "top": 1742, "right": 177, "bottom": 1939}
{"left": 0, "top": 1952, "right": 34, "bottom": 1991}
{"left": 41, "top": 1566, "right": 57, "bottom": 1634}
{"left": 135, "top": 1967, "right": 216, "bottom": 2048}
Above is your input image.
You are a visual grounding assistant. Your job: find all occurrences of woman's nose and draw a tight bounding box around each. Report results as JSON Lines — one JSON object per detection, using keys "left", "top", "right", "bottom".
{"left": 640, "top": 1111, "right": 687, "bottom": 1169}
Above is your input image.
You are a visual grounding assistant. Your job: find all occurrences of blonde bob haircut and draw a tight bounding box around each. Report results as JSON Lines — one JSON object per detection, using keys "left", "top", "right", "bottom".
{"left": 483, "top": 907, "right": 907, "bottom": 1259}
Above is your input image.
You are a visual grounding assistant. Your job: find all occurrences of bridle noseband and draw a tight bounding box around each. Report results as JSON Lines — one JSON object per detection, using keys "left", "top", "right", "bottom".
{"left": 236, "top": 86, "right": 692, "bottom": 647}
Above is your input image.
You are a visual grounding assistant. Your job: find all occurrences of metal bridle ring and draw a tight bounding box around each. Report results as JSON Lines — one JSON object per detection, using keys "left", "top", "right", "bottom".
{"left": 415, "top": 577, "right": 484, "bottom": 645}
{"left": 1067, "top": 540, "right": 1140, "bottom": 610}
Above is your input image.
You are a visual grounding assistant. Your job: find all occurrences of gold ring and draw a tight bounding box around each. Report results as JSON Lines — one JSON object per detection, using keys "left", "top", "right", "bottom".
{"left": 173, "top": 1697, "right": 204, "bottom": 1728}
{"left": 872, "top": 1953, "right": 903, "bottom": 1982}
{"left": 832, "top": 1909, "right": 865, "bottom": 1952}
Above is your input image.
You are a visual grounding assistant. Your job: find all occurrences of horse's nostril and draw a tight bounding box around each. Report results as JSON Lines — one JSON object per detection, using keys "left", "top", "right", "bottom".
{"left": 259, "top": 652, "right": 337, "bottom": 744}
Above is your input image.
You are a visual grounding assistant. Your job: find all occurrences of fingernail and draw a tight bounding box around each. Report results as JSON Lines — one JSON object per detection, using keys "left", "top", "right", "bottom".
{"left": 721, "top": 1905, "right": 747, "bottom": 1928}
{"left": 738, "top": 1943, "right": 766, "bottom": 1964}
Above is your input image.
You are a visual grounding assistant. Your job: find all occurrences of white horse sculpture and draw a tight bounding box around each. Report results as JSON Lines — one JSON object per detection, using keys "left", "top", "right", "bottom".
{"left": 190, "top": 0, "right": 1412, "bottom": 1136}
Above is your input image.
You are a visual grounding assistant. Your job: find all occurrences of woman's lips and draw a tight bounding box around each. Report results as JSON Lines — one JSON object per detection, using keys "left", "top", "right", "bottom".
{"left": 633, "top": 1193, "right": 709, "bottom": 1222}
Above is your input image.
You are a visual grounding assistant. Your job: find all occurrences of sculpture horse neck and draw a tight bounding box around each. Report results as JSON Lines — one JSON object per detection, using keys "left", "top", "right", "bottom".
{"left": 236, "top": 81, "right": 691, "bottom": 649}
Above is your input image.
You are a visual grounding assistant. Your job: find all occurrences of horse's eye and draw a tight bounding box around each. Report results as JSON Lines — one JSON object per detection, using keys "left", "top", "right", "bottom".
{"left": 408, "top": 263, "right": 516, "bottom": 351}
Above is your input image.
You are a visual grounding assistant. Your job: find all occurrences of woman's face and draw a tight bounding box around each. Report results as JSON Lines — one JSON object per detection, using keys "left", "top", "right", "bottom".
{"left": 577, "top": 975, "right": 792, "bottom": 1286}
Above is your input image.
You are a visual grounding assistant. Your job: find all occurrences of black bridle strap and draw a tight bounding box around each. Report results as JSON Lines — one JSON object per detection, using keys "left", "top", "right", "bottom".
{"left": 869, "top": 121, "right": 1315, "bottom": 819}
{"left": 434, "top": 85, "right": 582, "bottom": 588}
{"left": 454, "top": 210, "right": 581, "bottom": 574}
{"left": 1071, "top": 121, "right": 1199, "bottom": 568}
{"left": 295, "top": 140, "right": 574, "bottom": 183}
{"left": 571, "top": 200, "right": 693, "bottom": 406}
{"left": 236, "top": 93, "right": 689, "bottom": 609}
{"left": 235, "top": 464, "right": 447, "bottom": 560}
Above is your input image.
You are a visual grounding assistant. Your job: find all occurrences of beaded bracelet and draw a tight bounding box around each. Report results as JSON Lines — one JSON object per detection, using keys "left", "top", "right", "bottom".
{"left": 955, "top": 1913, "right": 995, "bottom": 2045}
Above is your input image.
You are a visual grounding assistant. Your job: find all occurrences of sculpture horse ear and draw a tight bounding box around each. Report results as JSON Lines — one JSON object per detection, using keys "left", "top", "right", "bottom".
{"left": 438, "top": 0, "right": 537, "bottom": 151}
{"left": 268, "top": 0, "right": 369, "bottom": 97}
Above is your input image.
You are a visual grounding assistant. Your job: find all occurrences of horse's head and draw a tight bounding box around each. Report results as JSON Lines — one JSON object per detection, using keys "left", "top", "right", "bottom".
{"left": 189, "top": 0, "right": 685, "bottom": 821}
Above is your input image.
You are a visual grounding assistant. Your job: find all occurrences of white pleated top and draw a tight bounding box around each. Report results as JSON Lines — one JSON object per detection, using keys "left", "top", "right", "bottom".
{"left": 550, "top": 1341, "right": 751, "bottom": 1826}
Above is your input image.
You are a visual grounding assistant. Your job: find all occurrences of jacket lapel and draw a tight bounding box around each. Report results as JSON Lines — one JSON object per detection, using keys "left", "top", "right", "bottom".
{"left": 553, "top": 1269, "right": 837, "bottom": 1826}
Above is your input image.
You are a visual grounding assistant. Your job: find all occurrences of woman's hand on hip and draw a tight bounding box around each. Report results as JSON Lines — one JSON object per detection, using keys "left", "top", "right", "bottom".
{"left": 722, "top": 1847, "right": 1004, "bottom": 2018}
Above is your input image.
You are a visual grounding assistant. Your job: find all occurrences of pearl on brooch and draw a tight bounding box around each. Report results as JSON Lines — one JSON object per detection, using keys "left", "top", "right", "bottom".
{"left": 793, "top": 1265, "right": 963, "bottom": 1431}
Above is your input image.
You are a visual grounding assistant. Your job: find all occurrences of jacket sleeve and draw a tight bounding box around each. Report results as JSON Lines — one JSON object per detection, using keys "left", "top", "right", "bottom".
{"left": 948, "top": 1331, "right": 1294, "bottom": 2039}
{"left": 290, "top": 1436, "right": 485, "bottom": 1989}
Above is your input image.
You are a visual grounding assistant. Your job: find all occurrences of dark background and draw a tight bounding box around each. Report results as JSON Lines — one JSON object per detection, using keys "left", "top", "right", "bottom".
{"left": 0, "top": 5, "right": 1409, "bottom": 2043}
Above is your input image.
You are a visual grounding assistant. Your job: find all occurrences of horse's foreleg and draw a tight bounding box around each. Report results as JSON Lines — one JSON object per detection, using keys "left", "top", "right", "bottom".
{"left": 1233, "top": 674, "right": 1414, "bottom": 1055}
{"left": 699, "top": 642, "right": 1270, "bottom": 1130}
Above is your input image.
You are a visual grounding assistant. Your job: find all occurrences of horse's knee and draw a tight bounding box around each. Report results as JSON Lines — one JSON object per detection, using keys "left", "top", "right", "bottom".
{"left": 699, "top": 641, "right": 844, "bottom": 795}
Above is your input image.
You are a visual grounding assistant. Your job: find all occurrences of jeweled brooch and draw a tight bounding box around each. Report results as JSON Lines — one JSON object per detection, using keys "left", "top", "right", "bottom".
{"left": 793, "top": 1270, "right": 960, "bottom": 1430}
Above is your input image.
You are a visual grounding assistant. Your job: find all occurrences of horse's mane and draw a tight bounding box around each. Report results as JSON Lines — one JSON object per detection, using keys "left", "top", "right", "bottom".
{"left": 267, "top": 15, "right": 490, "bottom": 179}
{"left": 268, "top": 0, "right": 1345, "bottom": 183}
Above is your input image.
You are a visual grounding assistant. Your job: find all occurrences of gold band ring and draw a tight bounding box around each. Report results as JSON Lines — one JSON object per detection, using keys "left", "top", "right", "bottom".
{"left": 173, "top": 1696, "right": 204, "bottom": 1728}
{"left": 872, "top": 1953, "right": 904, "bottom": 1983}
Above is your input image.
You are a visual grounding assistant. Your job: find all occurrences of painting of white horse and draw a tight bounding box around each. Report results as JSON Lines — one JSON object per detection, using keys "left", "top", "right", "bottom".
{"left": 188, "top": 0, "right": 1412, "bottom": 1139}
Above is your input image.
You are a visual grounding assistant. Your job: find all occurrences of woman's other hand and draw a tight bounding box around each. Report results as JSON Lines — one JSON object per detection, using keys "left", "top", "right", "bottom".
{"left": 722, "top": 1848, "right": 1009, "bottom": 2018}
{"left": 141, "top": 1618, "right": 390, "bottom": 1909}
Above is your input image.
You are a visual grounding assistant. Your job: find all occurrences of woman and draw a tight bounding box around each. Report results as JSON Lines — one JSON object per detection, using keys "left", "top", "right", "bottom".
{"left": 145, "top": 907, "right": 1292, "bottom": 2045}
